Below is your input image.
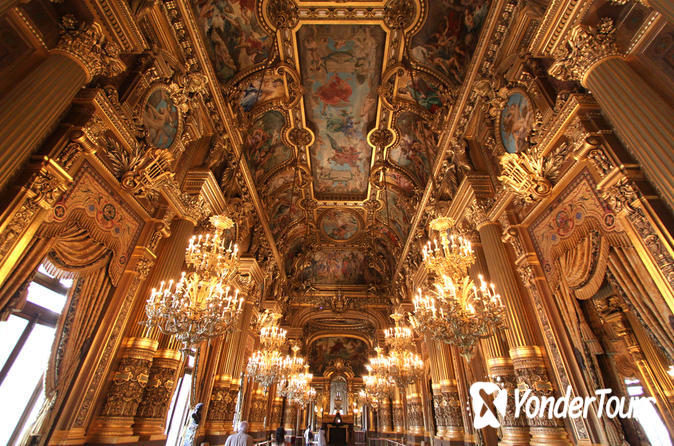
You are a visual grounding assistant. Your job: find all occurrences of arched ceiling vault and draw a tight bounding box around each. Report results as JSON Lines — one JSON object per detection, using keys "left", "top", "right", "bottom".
{"left": 190, "top": 0, "right": 494, "bottom": 295}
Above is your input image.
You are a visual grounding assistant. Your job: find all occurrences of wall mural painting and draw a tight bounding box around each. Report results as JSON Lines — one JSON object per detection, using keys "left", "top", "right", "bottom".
{"left": 320, "top": 209, "right": 361, "bottom": 241}
{"left": 499, "top": 92, "right": 533, "bottom": 154}
{"left": 297, "top": 24, "right": 386, "bottom": 198}
{"left": 390, "top": 112, "right": 436, "bottom": 184}
{"left": 378, "top": 188, "right": 412, "bottom": 242}
{"left": 193, "top": 0, "right": 271, "bottom": 84}
{"left": 298, "top": 249, "right": 375, "bottom": 284}
{"left": 143, "top": 88, "right": 179, "bottom": 149}
{"left": 410, "top": 0, "right": 489, "bottom": 85}
{"left": 244, "top": 110, "right": 293, "bottom": 181}
{"left": 308, "top": 337, "right": 368, "bottom": 376}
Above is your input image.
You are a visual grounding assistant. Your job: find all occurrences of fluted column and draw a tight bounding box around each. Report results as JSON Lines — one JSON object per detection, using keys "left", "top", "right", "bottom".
{"left": 379, "top": 398, "right": 393, "bottom": 433}
{"left": 134, "top": 346, "right": 183, "bottom": 439}
{"left": 471, "top": 207, "right": 569, "bottom": 445}
{"left": 206, "top": 376, "right": 238, "bottom": 436}
{"left": 283, "top": 399, "right": 297, "bottom": 434}
{"left": 550, "top": 20, "right": 674, "bottom": 211}
{"left": 0, "top": 0, "right": 27, "bottom": 17}
{"left": 642, "top": 0, "right": 674, "bottom": 25}
{"left": 392, "top": 387, "right": 404, "bottom": 433}
{"left": 90, "top": 338, "right": 159, "bottom": 441}
{"left": 406, "top": 383, "right": 424, "bottom": 436}
{"left": 0, "top": 22, "right": 124, "bottom": 192}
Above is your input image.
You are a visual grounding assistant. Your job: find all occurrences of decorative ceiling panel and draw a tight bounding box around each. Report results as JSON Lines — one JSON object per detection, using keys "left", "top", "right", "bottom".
{"left": 297, "top": 24, "right": 386, "bottom": 200}
{"left": 194, "top": 0, "right": 272, "bottom": 84}
{"left": 189, "top": 0, "right": 497, "bottom": 289}
{"left": 410, "top": 0, "right": 489, "bottom": 86}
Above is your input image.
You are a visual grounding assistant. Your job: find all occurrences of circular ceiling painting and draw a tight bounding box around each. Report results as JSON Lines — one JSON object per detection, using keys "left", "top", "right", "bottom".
{"left": 499, "top": 91, "right": 533, "bottom": 154}
{"left": 143, "top": 87, "right": 180, "bottom": 149}
{"left": 319, "top": 209, "right": 361, "bottom": 241}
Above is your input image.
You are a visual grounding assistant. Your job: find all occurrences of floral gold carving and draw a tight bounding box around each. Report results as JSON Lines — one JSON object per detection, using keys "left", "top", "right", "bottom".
{"left": 101, "top": 357, "right": 152, "bottom": 417}
{"left": 54, "top": 18, "right": 125, "bottom": 82}
{"left": 549, "top": 19, "right": 621, "bottom": 84}
{"left": 267, "top": 0, "right": 299, "bottom": 29}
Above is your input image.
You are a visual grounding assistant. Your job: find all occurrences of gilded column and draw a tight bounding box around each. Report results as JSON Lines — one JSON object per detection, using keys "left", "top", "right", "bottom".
{"left": 473, "top": 237, "right": 527, "bottom": 445}
{"left": 549, "top": 20, "right": 674, "bottom": 211}
{"left": 379, "top": 398, "right": 393, "bottom": 433}
{"left": 283, "top": 399, "right": 297, "bottom": 434}
{"left": 206, "top": 376, "right": 238, "bottom": 436}
{"left": 249, "top": 385, "right": 268, "bottom": 433}
{"left": 134, "top": 343, "right": 183, "bottom": 440}
{"left": 641, "top": 0, "right": 674, "bottom": 27}
{"left": 0, "top": 21, "right": 124, "bottom": 191}
{"left": 91, "top": 338, "right": 159, "bottom": 441}
{"left": 406, "top": 382, "right": 425, "bottom": 437}
{"left": 392, "top": 387, "right": 404, "bottom": 434}
{"left": 270, "top": 394, "right": 284, "bottom": 430}
{"left": 436, "top": 344, "right": 464, "bottom": 442}
{"left": 470, "top": 204, "right": 568, "bottom": 445}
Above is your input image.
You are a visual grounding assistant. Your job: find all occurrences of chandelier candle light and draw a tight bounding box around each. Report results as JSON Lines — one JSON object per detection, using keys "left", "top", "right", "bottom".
{"left": 144, "top": 215, "right": 244, "bottom": 348}
{"left": 384, "top": 313, "right": 424, "bottom": 388}
{"left": 246, "top": 311, "right": 300, "bottom": 392}
{"left": 411, "top": 217, "right": 506, "bottom": 359}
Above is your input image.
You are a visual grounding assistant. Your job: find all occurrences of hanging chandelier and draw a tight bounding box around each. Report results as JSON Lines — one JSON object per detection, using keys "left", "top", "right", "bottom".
{"left": 144, "top": 215, "right": 244, "bottom": 347}
{"left": 411, "top": 216, "right": 506, "bottom": 359}
{"left": 283, "top": 364, "right": 316, "bottom": 406}
{"left": 384, "top": 313, "right": 424, "bottom": 388}
{"left": 246, "top": 311, "right": 289, "bottom": 392}
{"left": 361, "top": 346, "right": 394, "bottom": 406}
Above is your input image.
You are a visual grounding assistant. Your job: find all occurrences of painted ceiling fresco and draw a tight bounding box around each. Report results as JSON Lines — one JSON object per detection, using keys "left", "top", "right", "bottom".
{"left": 297, "top": 24, "right": 386, "bottom": 200}
{"left": 194, "top": 0, "right": 272, "bottom": 84}
{"left": 193, "top": 0, "right": 493, "bottom": 288}
{"left": 308, "top": 337, "right": 369, "bottom": 377}
{"left": 410, "top": 0, "right": 489, "bottom": 85}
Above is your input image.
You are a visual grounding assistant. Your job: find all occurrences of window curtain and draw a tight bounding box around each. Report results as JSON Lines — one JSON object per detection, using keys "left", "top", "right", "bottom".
{"left": 24, "top": 224, "right": 113, "bottom": 444}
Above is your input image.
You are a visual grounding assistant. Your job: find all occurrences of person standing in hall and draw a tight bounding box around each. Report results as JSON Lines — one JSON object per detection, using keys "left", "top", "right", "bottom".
{"left": 225, "top": 421, "right": 254, "bottom": 446}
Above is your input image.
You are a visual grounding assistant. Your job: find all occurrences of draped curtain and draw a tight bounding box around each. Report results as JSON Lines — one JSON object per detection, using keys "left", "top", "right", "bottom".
{"left": 26, "top": 224, "right": 113, "bottom": 443}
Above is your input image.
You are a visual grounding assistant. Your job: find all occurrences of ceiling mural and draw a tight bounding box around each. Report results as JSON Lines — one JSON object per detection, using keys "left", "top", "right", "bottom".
{"left": 410, "top": 0, "right": 489, "bottom": 85}
{"left": 389, "top": 111, "right": 437, "bottom": 185}
{"left": 319, "top": 209, "right": 362, "bottom": 242}
{"left": 308, "top": 337, "right": 369, "bottom": 377}
{"left": 190, "top": 0, "right": 497, "bottom": 290}
{"left": 297, "top": 249, "right": 379, "bottom": 285}
{"left": 297, "top": 24, "right": 386, "bottom": 200}
{"left": 193, "top": 0, "right": 272, "bottom": 84}
{"left": 377, "top": 188, "right": 412, "bottom": 242}
{"left": 267, "top": 187, "right": 305, "bottom": 238}
{"left": 243, "top": 110, "right": 293, "bottom": 182}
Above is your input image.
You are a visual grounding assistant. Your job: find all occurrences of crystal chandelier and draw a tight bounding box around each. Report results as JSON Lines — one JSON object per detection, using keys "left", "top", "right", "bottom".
{"left": 360, "top": 346, "right": 394, "bottom": 406}
{"left": 185, "top": 215, "right": 239, "bottom": 280}
{"left": 246, "top": 311, "right": 288, "bottom": 391}
{"left": 144, "top": 215, "right": 244, "bottom": 347}
{"left": 283, "top": 364, "right": 316, "bottom": 406}
{"left": 412, "top": 216, "right": 506, "bottom": 359}
{"left": 384, "top": 313, "right": 424, "bottom": 388}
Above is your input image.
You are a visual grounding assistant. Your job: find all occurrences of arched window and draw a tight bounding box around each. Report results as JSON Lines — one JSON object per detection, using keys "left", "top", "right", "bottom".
{"left": 329, "top": 376, "right": 348, "bottom": 415}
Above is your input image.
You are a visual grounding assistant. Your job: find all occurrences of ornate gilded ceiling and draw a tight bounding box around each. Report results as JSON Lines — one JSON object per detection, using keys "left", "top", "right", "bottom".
{"left": 191, "top": 0, "right": 491, "bottom": 288}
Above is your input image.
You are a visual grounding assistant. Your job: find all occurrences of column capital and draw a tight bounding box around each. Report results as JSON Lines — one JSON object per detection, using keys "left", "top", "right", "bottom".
{"left": 465, "top": 198, "right": 493, "bottom": 230}
{"left": 548, "top": 18, "right": 622, "bottom": 86}
{"left": 52, "top": 21, "right": 125, "bottom": 82}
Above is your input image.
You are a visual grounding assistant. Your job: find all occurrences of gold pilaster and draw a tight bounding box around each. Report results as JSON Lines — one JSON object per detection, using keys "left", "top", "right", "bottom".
{"left": 550, "top": 21, "right": 674, "bottom": 211}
